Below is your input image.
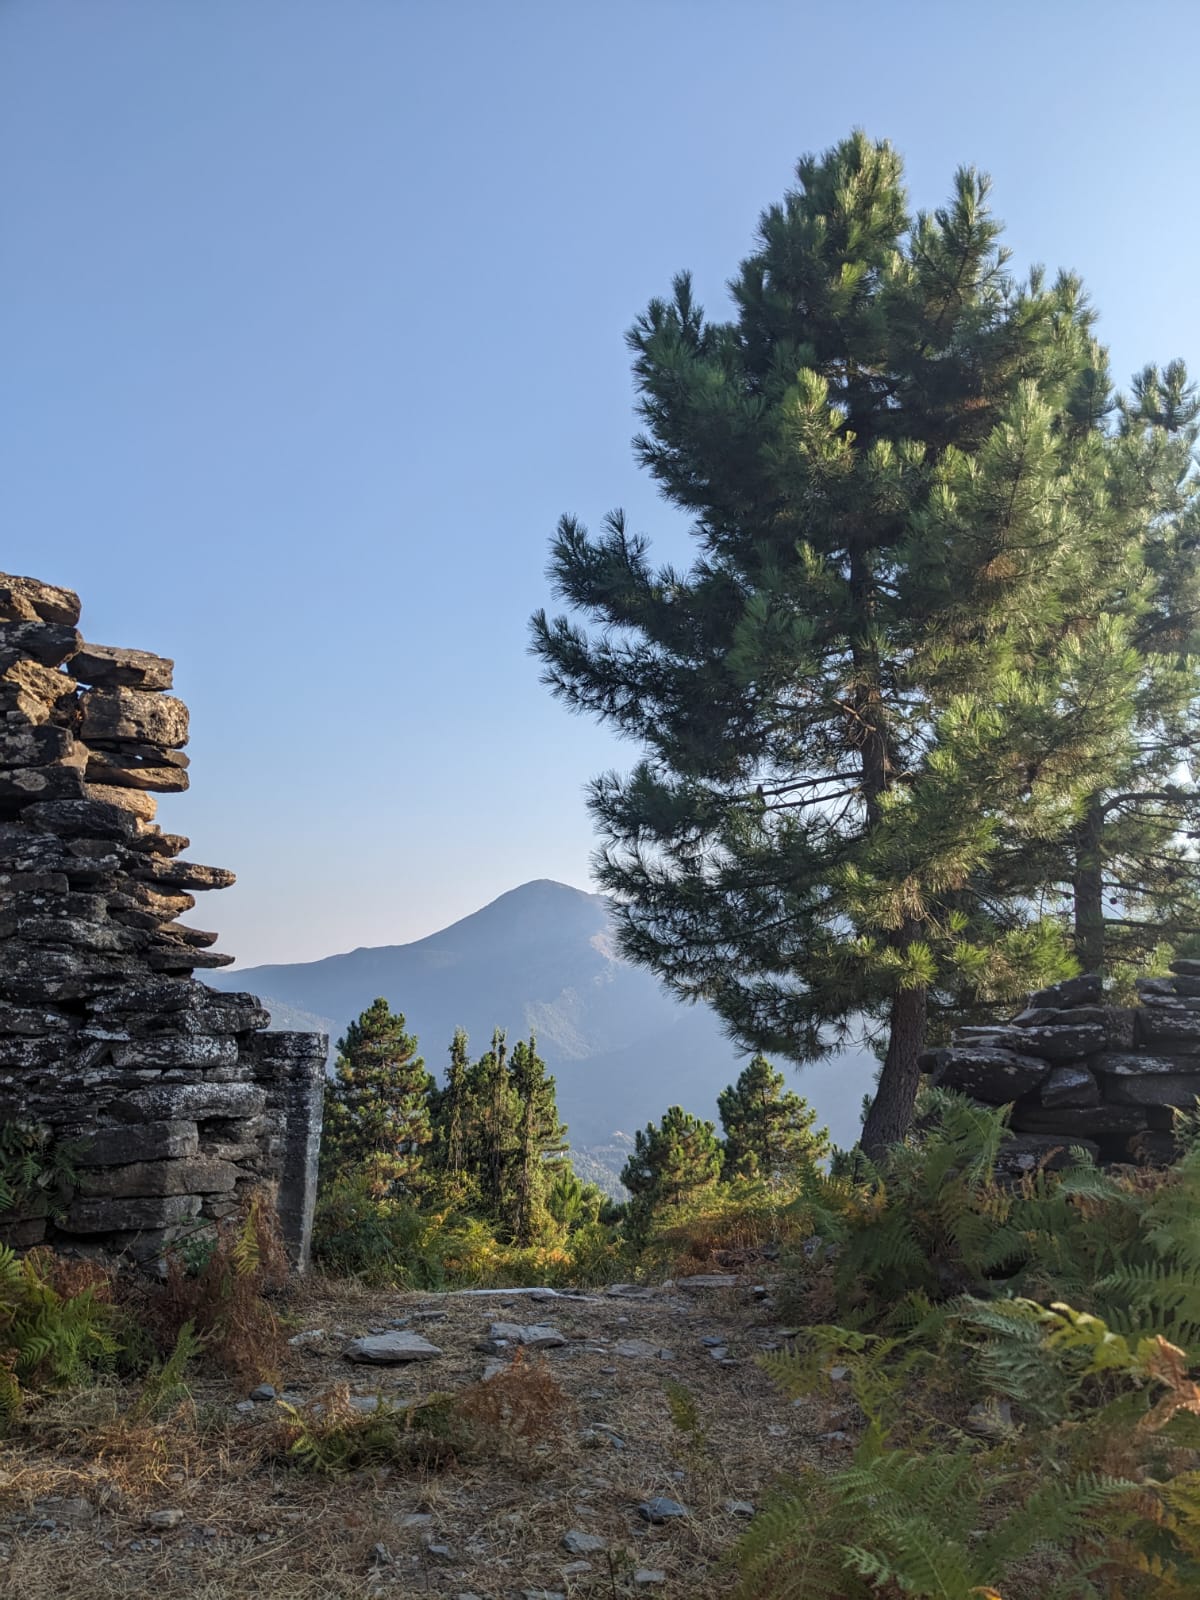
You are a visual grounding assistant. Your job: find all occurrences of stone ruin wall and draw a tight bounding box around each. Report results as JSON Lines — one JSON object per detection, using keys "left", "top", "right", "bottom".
{"left": 921, "top": 969, "right": 1200, "bottom": 1171}
{"left": 0, "top": 572, "right": 326, "bottom": 1266}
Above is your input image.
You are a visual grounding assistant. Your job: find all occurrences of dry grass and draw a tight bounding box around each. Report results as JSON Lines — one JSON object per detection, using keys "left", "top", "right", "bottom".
{"left": 0, "top": 1271, "right": 838, "bottom": 1599}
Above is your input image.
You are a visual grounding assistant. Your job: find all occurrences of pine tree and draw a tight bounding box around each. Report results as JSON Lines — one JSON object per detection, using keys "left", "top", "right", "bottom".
{"left": 464, "top": 1028, "right": 516, "bottom": 1218}
{"left": 718, "top": 1055, "right": 829, "bottom": 1181}
{"left": 620, "top": 1106, "right": 722, "bottom": 1210}
{"left": 533, "top": 132, "right": 1156, "bottom": 1157}
{"left": 320, "top": 998, "right": 434, "bottom": 1197}
{"left": 507, "top": 1035, "right": 569, "bottom": 1244}
{"left": 436, "top": 1027, "right": 470, "bottom": 1177}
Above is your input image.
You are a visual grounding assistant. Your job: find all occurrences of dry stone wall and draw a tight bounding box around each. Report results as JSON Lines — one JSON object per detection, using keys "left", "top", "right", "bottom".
{"left": 0, "top": 572, "right": 326, "bottom": 1266}
{"left": 920, "top": 969, "right": 1200, "bottom": 1171}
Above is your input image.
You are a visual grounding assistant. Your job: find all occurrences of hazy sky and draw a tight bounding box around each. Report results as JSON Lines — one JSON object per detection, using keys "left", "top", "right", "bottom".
{"left": 3, "top": 1, "right": 1198, "bottom": 966}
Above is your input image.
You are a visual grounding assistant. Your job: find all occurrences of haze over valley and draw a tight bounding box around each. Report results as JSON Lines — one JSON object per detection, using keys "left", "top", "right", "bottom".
{"left": 214, "top": 879, "right": 877, "bottom": 1186}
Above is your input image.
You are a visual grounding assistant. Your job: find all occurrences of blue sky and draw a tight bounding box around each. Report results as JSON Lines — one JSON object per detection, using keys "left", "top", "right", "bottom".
{"left": 3, "top": 0, "right": 1198, "bottom": 966}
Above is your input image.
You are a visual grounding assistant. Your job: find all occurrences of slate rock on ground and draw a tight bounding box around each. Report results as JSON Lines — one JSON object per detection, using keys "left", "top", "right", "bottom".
{"left": 637, "top": 1497, "right": 688, "bottom": 1522}
{"left": 344, "top": 1330, "right": 443, "bottom": 1364}
{"left": 485, "top": 1321, "right": 567, "bottom": 1349}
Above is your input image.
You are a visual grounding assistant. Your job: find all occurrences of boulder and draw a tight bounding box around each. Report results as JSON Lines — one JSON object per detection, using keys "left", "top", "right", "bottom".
{"left": 1098, "top": 1073, "right": 1200, "bottom": 1110}
{"left": 1003, "top": 1023, "right": 1107, "bottom": 1061}
{"left": 0, "top": 575, "right": 81, "bottom": 626}
{"left": 83, "top": 782, "right": 157, "bottom": 822}
{"left": 86, "top": 748, "right": 189, "bottom": 793}
{"left": 1027, "top": 974, "right": 1103, "bottom": 1010}
{"left": 69, "top": 644, "right": 174, "bottom": 690}
{"left": 1137, "top": 1006, "right": 1200, "bottom": 1053}
{"left": 0, "top": 621, "right": 81, "bottom": 670}
{"left": 1010, "top": 1103, "right": 1148, "bottom": 1136}
{"left": 79, "top": 688, "right": 189, "bottom": 748}
{"left": 931, "top": 1047, "right": 1050, "bottom": 1102}
{"left": 77, "top": 1121, "right": 200, "bottom": 1166}
{"left": 65, "top": 1193, "right": 202, "bottom": 1233}
{"left": 76, "top": 1157, "right": 240, "bottom": 1198}
{"left": 1039, "top": 1064, "right": 1101, "bottom": 1109}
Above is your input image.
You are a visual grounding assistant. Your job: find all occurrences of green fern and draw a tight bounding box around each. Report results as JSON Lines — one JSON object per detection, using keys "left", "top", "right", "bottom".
{"left": 0, "top": 1246, "right": 117, "bottom": 1420}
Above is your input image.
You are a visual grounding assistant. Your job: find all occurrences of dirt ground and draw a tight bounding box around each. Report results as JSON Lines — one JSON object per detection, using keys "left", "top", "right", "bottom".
{"left": 0, "top": 1273, "right": 843, "bottom": 1600}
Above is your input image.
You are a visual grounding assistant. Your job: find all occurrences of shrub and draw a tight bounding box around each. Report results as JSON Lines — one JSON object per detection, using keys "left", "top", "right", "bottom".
{"left": 136, "top": 1189, "right": 289, "bottom": 1387}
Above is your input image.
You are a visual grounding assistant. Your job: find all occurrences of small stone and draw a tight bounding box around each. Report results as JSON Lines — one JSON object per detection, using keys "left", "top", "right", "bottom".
{"left": 634, "top": 1572, "right": 666, "bottom": 1587}
{"left": 724, "top": 1499, "right": 755, "bottom": 1517}
{"left": 288, "top": 1328, "right": 326, "bottom": 1348}
{"left": 370, "top": 1542, "right": 393, "bottom": 1566}
{"left": 146, "top": 1509, "right": 183, "bottom": 1529}
{"left": 614, "top": 1338, "right": 662, "bottom": 1359}
{"left": 402, "top": 1514, "right": 434, "bottom": 1529}
{"left": 235, "top": 1400, "right": 254, "bottom": 1414}
{"left": 637, "top": 1497, "right": 688, "bottom": 1523}
{"left": 345, "top": 1330, "right": 443, "bottom": 1364}
{"left": 486, "top": 1320, "right": 566, "bottom": 1349}
{"left": 561, "top": 1561, "right": 594, "bottom": 1575}
{"left": 708, "top": 1346, "right": 730, "bottom": 1361}
{"left": 563, "top": 1530, "right": 607, "bottom": 1555}
{"left": 426, "top": 1544, "right": 453, "bottom": 1560}
{"left": 348, "top": 1394, "right": 384, "bottom": 1413}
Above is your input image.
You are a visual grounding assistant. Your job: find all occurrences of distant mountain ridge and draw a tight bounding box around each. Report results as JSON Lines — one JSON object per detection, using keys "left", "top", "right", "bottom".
{"left": 211, "top": 880, "right": 875, "bottom": 1167}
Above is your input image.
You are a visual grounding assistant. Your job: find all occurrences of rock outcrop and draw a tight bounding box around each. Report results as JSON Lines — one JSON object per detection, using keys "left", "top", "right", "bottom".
{"left": 0, "top": 572, "right": 326, "bottom": 1265}
{"left": 921, "top": 969, "right": 1200, "bottom": 1170}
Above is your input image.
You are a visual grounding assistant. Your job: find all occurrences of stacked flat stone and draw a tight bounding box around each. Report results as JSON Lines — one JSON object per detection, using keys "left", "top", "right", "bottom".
{"left": 0, "top": 572, "right": 325, "bottom": 1264}
{"left": 919, "top": 969, "right": 1199, "bottom": 1171}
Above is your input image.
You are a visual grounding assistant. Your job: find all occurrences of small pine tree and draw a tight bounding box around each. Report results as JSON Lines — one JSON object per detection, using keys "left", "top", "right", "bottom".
{"left": 718, "top": 1055, "right": 829, "bottom": 1181}
{"left": 320, "top": 998, "right": 434, "bottom": 1198}
{"left": 621, "top": 1106, "right": 722, "bottom": 1210}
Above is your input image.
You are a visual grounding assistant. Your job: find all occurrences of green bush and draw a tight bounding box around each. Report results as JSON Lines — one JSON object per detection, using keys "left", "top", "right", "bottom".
{"left": 312, "top": 1174, "right": 450, "bottom": 1288}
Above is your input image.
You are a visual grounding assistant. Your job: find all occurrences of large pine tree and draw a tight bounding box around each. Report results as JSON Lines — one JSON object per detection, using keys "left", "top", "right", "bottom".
{"left": 533, "top": 132, "right": 1160, "bottom": 1156}
{"left": 320, "top": 998, "right": 434, "bottom": 1197}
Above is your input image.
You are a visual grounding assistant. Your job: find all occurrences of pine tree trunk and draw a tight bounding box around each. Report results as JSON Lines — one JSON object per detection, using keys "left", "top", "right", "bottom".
{"left": 1072, "top": 798, "right": 1106, "bottom": 973}
{"left": 859, "top": 983, "right": 927, "bottom": 1161}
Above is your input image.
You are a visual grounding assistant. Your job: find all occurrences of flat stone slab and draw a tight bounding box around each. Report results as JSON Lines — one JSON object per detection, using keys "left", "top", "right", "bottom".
{"left": 1040, "top": 1063, "right": 1100, "bottom": 1108}
{"left": 562, "top": 1531, "right": 607, "bottom": 1555}
{"left": 676, "top": 1273, "right": 740, "bottom": 1290}
{"left": 344, "top": 1330, "right": 443, "bottom": 1364}
{"left": 1027, "top": 973, "right": 1103, "bottom": 1009}
{"left": 614, "top": 1338, "right": 673, "bottom": 1359}
{"left": 487, "top": 1321, "right": 567, "bottom": 1349}
{"left": 932, "top": 1046, "right": 1050, "bottom": 1102}
{"left": 69, "top": 643, "right": 174, "bottom": 690}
